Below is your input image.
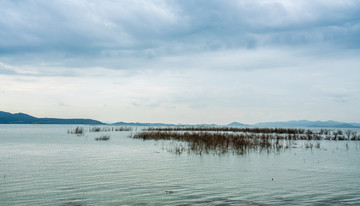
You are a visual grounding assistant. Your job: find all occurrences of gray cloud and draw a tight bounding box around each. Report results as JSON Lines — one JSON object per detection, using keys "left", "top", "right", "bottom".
{"left": 0, "top": 0, "right": 359, "bottom": 67}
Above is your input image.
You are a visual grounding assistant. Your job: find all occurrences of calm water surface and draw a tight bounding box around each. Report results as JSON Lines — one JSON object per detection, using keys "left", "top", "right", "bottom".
{"left": 0, "top": 125, "right": 359, "bottom": 205}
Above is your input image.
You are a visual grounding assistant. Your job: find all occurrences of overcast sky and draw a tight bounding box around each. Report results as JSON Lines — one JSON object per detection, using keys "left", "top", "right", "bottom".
{"left": 1, "top": 0, "right": 359, "bottom": 124}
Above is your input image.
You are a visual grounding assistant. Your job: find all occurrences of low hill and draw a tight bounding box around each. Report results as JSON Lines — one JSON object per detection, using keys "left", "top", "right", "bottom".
{"left": 0, "top": 111, "right": 103, "bottom": 124}
{"left": 228, "top": 122, "right": 249, "bottom": 127}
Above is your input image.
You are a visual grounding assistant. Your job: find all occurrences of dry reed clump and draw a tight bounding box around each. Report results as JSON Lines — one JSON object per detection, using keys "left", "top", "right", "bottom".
{"left": 90, "top": 127, "right": 102, "bottom": 132}
{"left": 142, "top": 127, "right": 360, "bottom": 141}
{"left": 114, "top": 127, "right": 132, "bottom": 131}
{"left": 90, "top": 126, "right": 132, "bottom": 132}
{"left": 131, "top": 127, "right": 360, "bottom": 155}
{"left": 131, "top": 131, "right": 295, "bottom": 155}
{"left": 95, "top": 135, "right": 110, "bottom": 141}
{"left": 68, "top": 126, "right": 133, "bottom": 135}
{"left": 145, "top": 127, "right": 306, "bottom": 135}
{"left": 67, "top": 126, "right": 84, "bottom": 135}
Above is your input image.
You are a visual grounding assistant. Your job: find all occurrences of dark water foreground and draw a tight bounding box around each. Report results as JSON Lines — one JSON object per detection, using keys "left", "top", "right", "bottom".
{"left": 1, "top": 125, "right": 360, "bottom": 205}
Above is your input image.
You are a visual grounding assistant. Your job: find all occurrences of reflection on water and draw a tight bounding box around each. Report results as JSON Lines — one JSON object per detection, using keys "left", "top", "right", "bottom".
{"left": 0, "top": 125, "right": 359, "bottom": 205}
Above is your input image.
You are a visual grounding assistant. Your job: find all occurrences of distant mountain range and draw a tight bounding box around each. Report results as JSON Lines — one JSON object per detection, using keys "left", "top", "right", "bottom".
{"left": 251, "top": 120, "right": 360, "bottom": 128}
{"left": 228, "top": 122, "right": 249, "bottom": 127}
{"left": 0, "top": 111, "right": 102, "bottom": 124}
{"left": 254, "top": 120, "right": 360, "bottom": 128}
{"left": 216, "top": 120, "right": 359, "bottom": 128}
{"left": 113, "top": 121, "right": 218, "bottom": 127}
{"left": 0, "top": 111, "right": 359, "bottom": 128}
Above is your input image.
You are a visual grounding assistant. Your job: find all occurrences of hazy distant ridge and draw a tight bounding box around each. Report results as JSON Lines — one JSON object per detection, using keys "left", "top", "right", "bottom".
{"left": 251, "top": 120, "right": 359, "bottom": 128}
{"left": 112, "top": 120, "right": 360, "bottom": 128}
{"left": 0, "top": 111, "right": 358, "bottom": 127}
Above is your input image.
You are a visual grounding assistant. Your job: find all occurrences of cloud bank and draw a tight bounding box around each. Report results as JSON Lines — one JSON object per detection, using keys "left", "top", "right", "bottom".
{"left": 1, "top": 0, "right": 359, "bottom": 64}
{"left": 0, "top": 0, "right": 359, "bottom": 124}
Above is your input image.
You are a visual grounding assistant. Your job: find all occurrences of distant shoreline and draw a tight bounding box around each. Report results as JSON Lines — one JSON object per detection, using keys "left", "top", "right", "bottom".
{"left": 0, "top": 111, "right": 359, "bottom": 128}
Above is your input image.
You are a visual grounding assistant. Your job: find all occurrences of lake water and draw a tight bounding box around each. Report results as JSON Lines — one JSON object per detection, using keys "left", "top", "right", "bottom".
{"left": 1, "top": 125, "right": 360, "bottom": 205}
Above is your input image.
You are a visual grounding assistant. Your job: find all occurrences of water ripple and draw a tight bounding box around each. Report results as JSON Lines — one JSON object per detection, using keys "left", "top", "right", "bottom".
{"left": 0, "top": 125, "right": 360, "bottom": 205}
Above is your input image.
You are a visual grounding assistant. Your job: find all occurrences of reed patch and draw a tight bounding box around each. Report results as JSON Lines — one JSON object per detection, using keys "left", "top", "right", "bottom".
{"left": 95, "top": 135, "right": 110, "bottom": 141}
{"left": 131, "top": 127, "right": 360, "bottom": 155}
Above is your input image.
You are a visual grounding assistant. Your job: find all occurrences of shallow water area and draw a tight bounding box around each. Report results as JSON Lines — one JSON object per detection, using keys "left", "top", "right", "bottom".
{"left": 1, "top": 125, "right": 360, "bottom": 205}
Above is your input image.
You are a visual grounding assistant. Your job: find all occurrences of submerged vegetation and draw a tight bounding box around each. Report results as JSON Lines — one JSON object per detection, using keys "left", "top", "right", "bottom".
{"left": 95, "top": 135, "right": 110, "bottom": 141}
{"left": 132, "top": 131, "right": 287, "bottom": 155}
{"left": 143, "top": 127, "right": 360, "bottom": 141}
{"left": 90, "top": 126, "right": 132, "bottom": 132}
{"left": 67, "top": 126, "right": 84, "bottom": 135}
{"left": 132, "top": 131, "right": 306, "bottom": 155}
{"left": 67, "top": 126, "right": 359, "bottom": 154}
{"left": 68, "top": 126, "right": 132, "bottom": 134}
{"left": 131, "top": 127, "right": 360, "bottom": 155}
{"left": 67, "top": 126, "right": 131, "bottom": 141}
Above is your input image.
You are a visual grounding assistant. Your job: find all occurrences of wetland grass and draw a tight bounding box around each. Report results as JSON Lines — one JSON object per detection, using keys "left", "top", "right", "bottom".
{"left": 90, "top": 127, "right": 102, "bottom": 132}
{"left": 131, "top": 131, "right": 293, "bottom": 155}
{"left": 114, "top": 127, "right": 132, "bottom": 131}
{"left": 89, "top": 126, "right": 132, "bottom": 132}
{"left": 68, "top": 126, "right": 132, "bottom": 136}
{"left": 131, "top": 127, "right": 360, "bottom": 155}
{"left": 95, "top": 135, "right": 110, "bottom": 141}
{"left": 145, "top": 127, "right": 307, "bottom": 134}
{"left": 142, "top": 127, "right": 360, "bottom": 141}
{"left": 67, "top": 126, "right": 84, "bottom": 135}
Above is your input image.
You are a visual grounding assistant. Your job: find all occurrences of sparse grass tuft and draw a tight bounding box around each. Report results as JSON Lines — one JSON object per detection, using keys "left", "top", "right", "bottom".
{"left": 131, "top": 126, "right": 360, "bottom": 155}
{"left": 68, "top": 126, "right": 84, "bottom": 135}
{"left": 95, "top": 135, "right": 110, "bottom": 141}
